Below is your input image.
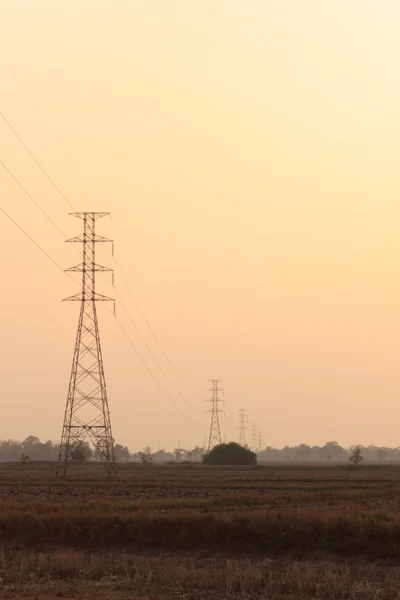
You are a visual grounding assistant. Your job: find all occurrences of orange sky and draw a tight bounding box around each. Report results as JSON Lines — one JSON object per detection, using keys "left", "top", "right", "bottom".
{"left": 1, "top": 1, "right": 400, "bottom": 451}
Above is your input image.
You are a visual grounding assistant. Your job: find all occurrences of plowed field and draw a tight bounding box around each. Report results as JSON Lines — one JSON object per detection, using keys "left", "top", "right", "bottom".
{"left": 0, "top": 462, "right": 399, "bottom": 599}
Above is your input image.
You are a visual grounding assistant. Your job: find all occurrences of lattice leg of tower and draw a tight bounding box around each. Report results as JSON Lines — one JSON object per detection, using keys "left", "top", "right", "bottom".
{"left": 57, "top": 301, "right": 116, "bottom": 475}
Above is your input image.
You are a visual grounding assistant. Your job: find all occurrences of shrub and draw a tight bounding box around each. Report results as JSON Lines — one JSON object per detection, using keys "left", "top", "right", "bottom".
{"left": 203, "top": 443, "right": 257, "bottom": 466}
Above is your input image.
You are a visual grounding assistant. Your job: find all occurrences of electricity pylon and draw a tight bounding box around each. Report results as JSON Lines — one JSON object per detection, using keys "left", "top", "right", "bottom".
{"left": 207, "top": 379, "right": 223, "bottom": 451}
{"left": 238, "top": 408, "right": 247, "bottom": 447}
{"left": 258, "top": 431, "right": 264, "bottom": 453}
{"left": 56, "top": 212, "right": 116, "bottom": 475}
{"left": 252, "top": 425, "right": 257, "bottom": 452}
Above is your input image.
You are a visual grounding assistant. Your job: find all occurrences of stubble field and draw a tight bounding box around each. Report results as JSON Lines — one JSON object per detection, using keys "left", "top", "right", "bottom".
{"left": 1, "top": 461, "right": 400, "bottom": 599}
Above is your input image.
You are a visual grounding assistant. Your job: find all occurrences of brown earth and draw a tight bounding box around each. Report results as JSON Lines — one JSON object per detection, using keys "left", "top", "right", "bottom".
{"left": 0, "top": 461, "right": 400, "bottom": 598}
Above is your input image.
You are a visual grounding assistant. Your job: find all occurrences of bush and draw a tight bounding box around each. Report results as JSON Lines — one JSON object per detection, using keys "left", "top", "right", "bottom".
{"left": 203, "top": 443, "right": 257, "bottom": 466}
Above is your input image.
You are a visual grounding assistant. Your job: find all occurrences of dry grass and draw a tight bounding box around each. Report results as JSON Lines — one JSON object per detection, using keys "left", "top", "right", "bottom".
{"left": 0, "top": 505, "right": 398, "bottom": 558}
{"left": 1, "top": 550, "right": 400, "bottom": 599}
{"left": 1, "top": 463, "right": 400, "bottom": 598}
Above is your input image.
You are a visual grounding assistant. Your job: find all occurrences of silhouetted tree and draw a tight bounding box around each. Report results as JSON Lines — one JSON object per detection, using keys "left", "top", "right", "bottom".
{"left": 151, "top": 449, "right": 175, "bottom": 463}
{"left": 320, "top": 441, "right": 346, "bottom": 461}
{"left": 296, "top": 444, "right": 312, "bottom": 460}
{"left": 349, "top": 445, "right": 364, "bottom": 466}
{"left": 139, "top": 449, "right": 153, "bottom": 464}
{"left": 203, "top": 442, "right": 257, "bottom": 466}
{"left": 70, "top": 442, "right": 92, "bottom": 463}
{"left": 114, "top": 444, "right": 130, "bottom": 462}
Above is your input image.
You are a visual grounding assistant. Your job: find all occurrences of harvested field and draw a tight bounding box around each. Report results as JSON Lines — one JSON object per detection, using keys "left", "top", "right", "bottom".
{"left": 1, "top": 462, "right": 400, "bottom": 598}
{"left": 2, "top": 551, "right": 400, "bottom": 599}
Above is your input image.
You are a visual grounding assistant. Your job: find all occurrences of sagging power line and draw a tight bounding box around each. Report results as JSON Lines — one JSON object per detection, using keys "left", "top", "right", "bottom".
{"left": 1, "top": 107, "right": 195, "bottom": 389}
{"left": 0, "top": 108, "right": 199, "bottom": 411}
{"left": 0, "top": 196, "right": 199, "bottom": 427}
{"left": 0, "top": 157, "right": 200, "bottom": 416}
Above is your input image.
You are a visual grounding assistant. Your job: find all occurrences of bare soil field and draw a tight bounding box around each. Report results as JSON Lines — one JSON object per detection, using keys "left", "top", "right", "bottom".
{"left": 1, "top": 462, "right": 400, "bottom": 598}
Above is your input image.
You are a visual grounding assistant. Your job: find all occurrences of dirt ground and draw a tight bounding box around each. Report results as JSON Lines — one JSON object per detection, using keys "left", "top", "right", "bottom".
{"left": 1, "top": 461, "right": 400, "bottom": 598}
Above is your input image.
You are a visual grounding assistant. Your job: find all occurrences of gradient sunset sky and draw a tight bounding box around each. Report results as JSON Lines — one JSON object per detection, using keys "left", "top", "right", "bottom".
{"left": 1, "top": 1, "right": 400, "bottom": 451}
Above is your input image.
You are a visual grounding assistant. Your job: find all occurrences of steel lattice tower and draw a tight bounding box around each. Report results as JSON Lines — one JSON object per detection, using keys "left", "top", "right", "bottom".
{"left": 56, "top": 212, "right": 116, "bottom": 475}
{"left": 207, "top": 379, "right": 223, "bottom": 451}
{"left": 252, "top": 425, "right": 257, "bottom": 452}
{"left": 238, "top": 408, "right": 247, "bottom": 447}
{"left": 258, "top": 431, "right": 264, "bottom": 453}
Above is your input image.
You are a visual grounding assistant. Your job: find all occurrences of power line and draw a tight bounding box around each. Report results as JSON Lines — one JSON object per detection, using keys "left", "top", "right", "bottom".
{"left": 0, "top": 159, "right": 114, "bottom": 309}
{"left": 1, "top": 108, "right": 200, "bottom": 413}
{"left": 0, "top": 202, "right": 66, "bottom": 273}
{"left": 0, "top": 198, "right": 199, "bottom": 426}
{"left": 113, "top": 257, "right": 198, "bottom": 397}
{"left": 1, "top": 93, "right": 196, "bottom": 395}
{"left": 1, "top": 152, "right": 200, "bottom": 413}
{"left": 115, "top": 288, "right": 200, "bottom": 412}
{"left": 0, "top": 199, "right": 115, "bottom": 315}
{"left": 0, "top": 110, "right": 76, "bottom": 211}
{"left": 0, "top": 107, "right": 187, "bottom": 394}
{"left": 116, "top": 316, "right": 202, "bottom": 428}
{"left": 0, "top": 158, "right": 67, "bottom": 237}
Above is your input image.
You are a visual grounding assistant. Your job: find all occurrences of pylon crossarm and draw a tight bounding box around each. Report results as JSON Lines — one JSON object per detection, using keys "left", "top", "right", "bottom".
{"left": 66, "top": 234, "right": 112, "bottom": 244}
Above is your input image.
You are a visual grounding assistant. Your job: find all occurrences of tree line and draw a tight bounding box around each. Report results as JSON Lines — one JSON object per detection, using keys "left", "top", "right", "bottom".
{"left": 258, "top": 441, "right": 398, "bottom": 462}
{"left": 0, "top": 437, "right": 398, "bottom": 463}
{"left": 0, "top": 436, "right": 130, "bottom": 462}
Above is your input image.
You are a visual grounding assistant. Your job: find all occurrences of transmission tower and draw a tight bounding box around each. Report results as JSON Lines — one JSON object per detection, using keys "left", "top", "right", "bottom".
{"left": 238, "top": 409, "right": 247, "bottom": 447}
{"left": 207, "top": 379, "right": 223, "bottom": 451}
{"left": 252, "top": 425, "right": 257, "bottom": 452}
{"left": 258, "top": 431, "right": 264, "bottom": 453}
{"left": 56, "top": 212, "right": 116, "bottom": 475}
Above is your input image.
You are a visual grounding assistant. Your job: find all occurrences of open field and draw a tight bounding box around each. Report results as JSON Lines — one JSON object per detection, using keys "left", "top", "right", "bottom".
{"left": 1, "top": 462, "right": 400, "bottom": 598}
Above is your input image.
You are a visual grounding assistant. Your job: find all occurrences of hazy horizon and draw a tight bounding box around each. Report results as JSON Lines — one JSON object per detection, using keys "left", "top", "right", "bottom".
{"left": 1, "top": 1, "right": 400, "bottom": 450}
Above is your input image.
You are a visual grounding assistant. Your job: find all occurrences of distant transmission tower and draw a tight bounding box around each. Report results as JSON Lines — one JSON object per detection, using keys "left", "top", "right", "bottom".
{"left": 252, "top": 425, "right": 257, "bottom": 452}
{"left": 207, "top": 379, "right": 223, "bottom": 451}
{"left": 258, "top": 431, "right": 264, "bottom": 453}
{"left": 56, "top": 212, "right": 116, "bottom": 476}
{"left": 238, "top": 409, "right": 247, "bottom": 446}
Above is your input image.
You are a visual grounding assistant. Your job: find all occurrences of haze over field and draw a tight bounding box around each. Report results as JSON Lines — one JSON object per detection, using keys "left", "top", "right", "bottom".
{"left": 1, "top": 1, "right": 400, "bottom": 451}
